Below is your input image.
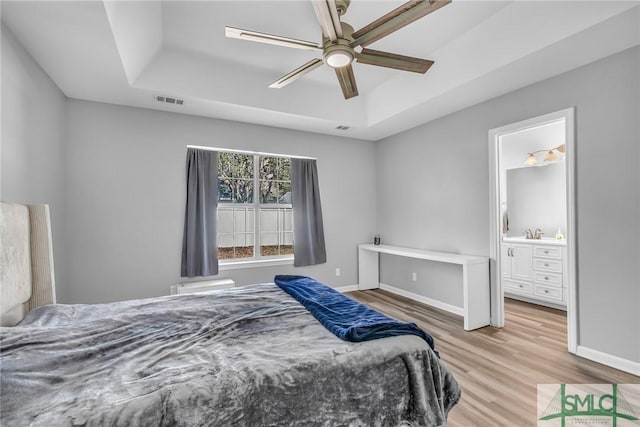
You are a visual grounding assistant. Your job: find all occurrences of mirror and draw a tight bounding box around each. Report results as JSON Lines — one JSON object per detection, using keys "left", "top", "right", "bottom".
{"left": 505, "top": 162, "right": 567, "bottom": 238}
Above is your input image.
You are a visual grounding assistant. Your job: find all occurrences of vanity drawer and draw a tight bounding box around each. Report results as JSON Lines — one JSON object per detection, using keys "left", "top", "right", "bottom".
{"left": 534, "top": 284, "right": 563, "bottom": 301}
{"left": 504, "top": 280, "right": 532, "bottom": 294}
{"left": 533, "top": 246, "right": 562, "bottom": 259}
{"left": 534, "top": 271, "right": 563, "bottom": 287}
{"left": 533, "top": 258, "right": 562, "bottom": 273}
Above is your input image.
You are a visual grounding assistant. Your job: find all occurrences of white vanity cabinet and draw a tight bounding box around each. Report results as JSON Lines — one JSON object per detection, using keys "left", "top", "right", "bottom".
{"left": 501, "top": 238, "right": 567, "bottom": 308}
{"left": 502, "top": 243, "right": 533, "bottom": 282}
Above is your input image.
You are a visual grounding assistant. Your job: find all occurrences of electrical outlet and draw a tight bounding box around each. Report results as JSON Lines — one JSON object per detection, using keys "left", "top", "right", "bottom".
{"left": 335, "top": 268, "right": 341, "bottom": 277}
{"left": 412, "top": 272, "right": 417, "bottom": 281}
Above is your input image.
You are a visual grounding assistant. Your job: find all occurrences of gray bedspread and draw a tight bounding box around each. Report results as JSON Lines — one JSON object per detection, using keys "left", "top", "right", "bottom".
{"left": 0, "top": 284, "right": 460, "bottom": 426}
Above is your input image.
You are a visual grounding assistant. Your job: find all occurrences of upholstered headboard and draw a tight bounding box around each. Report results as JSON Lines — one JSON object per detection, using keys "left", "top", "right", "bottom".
{"left": 0, "top": 203, "right": 56, "bottom": 326}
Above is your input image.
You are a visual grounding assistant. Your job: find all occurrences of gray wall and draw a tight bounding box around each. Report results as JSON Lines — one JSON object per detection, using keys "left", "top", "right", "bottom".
{"left": 65, "top": 100, "right": 376, "bottom": 303}
{"left": 1, "top": 24, "right": 68, "bottom": 301}
{"left": 376, "top": 46, "right": 640, "bottom": 363}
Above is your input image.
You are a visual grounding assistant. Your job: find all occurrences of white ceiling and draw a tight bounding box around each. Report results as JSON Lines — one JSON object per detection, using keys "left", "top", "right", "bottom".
{"left": 2, "top": 1, "right": 639, "bottom": 141}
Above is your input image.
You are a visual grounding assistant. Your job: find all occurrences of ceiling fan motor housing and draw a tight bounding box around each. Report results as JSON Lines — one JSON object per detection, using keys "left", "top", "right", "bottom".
{"left": 322, "top": 23, "right": 355, "bottom": 68}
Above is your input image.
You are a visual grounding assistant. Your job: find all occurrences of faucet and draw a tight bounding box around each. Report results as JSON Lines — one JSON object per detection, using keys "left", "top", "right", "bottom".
{"left": 523, "top": 229, "right": 533, "bottom": 239}
{"left": 534, "top": 228, "right": 544, "bottom": 240}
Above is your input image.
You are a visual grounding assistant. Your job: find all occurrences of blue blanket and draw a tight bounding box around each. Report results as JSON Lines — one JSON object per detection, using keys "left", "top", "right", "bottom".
{"left": 274, "top": 275, "right": 437, "bottom": 355}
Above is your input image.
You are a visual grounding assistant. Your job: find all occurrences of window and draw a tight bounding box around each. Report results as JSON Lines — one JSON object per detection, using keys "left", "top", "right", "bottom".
{"left": 217, "top": 152, "right": 293, "bottom": 262}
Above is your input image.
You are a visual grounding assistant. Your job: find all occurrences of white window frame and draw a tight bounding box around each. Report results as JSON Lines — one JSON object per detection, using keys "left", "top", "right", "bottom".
{"left": 217, "top": 152, "right": 294, "bottom": 268}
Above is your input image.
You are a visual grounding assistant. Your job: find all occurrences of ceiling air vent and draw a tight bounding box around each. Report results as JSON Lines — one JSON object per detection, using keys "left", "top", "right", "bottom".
{"left": 335, "top": 125, "right": 350, "bottom": 131}
{"left": 155, "top": 95, "right": 184, "bottom": 106}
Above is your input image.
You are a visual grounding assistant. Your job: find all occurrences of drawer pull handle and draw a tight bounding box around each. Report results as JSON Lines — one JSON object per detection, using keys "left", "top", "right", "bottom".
{"left": 544, "top": 263, "right": 549, "bottom": 267}
{"left": 519, "top": 285, "right": 523, "bottom": 288}
{"left": 544, "top": 250, "right": 549, "bottom": 254}
{"left": 545, "top": 277, "right": 549, "bottom": 280}
{"left": 544, "top": 290, "right": 549, "bottom": 294}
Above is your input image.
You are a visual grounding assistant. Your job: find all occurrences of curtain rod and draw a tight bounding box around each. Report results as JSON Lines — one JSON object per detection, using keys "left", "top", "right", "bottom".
{"left": 187, "top": 145, "right": 316, "bottom": 160}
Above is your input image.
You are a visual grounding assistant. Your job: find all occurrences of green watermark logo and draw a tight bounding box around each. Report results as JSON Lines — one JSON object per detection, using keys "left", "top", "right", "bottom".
{"left": 538, "top": 384, "right": 640, "bottom": 426}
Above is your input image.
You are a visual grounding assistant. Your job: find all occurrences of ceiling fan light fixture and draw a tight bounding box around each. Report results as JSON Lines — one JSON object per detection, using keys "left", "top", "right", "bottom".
{"left": 323, "top": 41, "right": 355, "bottom": 68}
{"left": 326, "top": 50, "right": 353, "bottom": 68}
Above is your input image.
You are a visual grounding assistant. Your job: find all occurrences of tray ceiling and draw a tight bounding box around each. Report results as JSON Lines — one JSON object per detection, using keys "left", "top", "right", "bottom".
{"left": 2, "top": 1, "right": 638, "bottom": 141}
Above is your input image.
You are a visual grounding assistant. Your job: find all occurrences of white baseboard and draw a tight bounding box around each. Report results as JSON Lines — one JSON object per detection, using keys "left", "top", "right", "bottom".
{"left": 505, "top": 293, "right": 567, "bottom": 311}
{"left": 379, "top": 283, "right": 464, "bottom": 317}
{"left": 576, "top": 345, "right": 640, "bottom": 377}
{"left": 334, "top": 285, "right": 358, "bottom": 293}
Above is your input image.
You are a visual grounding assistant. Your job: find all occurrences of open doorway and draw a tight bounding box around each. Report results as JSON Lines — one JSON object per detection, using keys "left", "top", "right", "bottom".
{"left": 489, "top": 108, "right": 577, "bottom": 353}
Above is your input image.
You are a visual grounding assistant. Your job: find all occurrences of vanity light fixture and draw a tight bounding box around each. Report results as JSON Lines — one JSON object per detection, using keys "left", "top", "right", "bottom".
{"left": 524, "top": 153, "right": 538, "bottom": 165}
{"left": 544, "top": 150, "right": 557, "bottom": 162}
{"left": 523, "top": 144, "right": 566, "bottom": 166}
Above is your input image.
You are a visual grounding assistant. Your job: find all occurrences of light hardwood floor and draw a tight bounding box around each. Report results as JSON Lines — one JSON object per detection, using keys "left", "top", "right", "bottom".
{"left": 347, "top": 290, "right": 640, "bottom": 427}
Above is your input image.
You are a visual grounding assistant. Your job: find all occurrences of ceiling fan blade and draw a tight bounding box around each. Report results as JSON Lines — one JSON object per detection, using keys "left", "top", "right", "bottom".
{"left": 334, "top": 64, "right": 359, "bottom": 99}
{"left": 311, "top": 0, "right": 343, "bottom": 42}
{"left": 356, "top": 48, "right": 434, "bottom": 74}
{"left": 351, "top": 0, "right": 452, "bottom": 48}
{"left": 225, "top": 26, "right": 321, "bottom": 51}
{"left": 269, "top": 59, "right": 324, "bottom": 89}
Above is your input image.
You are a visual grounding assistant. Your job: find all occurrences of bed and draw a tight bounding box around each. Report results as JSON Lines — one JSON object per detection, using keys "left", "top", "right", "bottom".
{"left": 0, "top": 202, "right": 460, "bottom": 426}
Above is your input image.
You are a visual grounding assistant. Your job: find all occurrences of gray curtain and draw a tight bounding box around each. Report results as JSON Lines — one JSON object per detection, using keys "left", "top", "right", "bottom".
{"left": 291, "top": 158, "right": 326, "bottom": 267}
{"left": 181, "top": 148, "right": 219, "bottom": 277}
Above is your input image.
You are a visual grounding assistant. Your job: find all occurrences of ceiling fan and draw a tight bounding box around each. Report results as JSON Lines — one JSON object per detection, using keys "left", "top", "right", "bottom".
{"left": 225, "top": 0, "right": 451, "bottom": 100}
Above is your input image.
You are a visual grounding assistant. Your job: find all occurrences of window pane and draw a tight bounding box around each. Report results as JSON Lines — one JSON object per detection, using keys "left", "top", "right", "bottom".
{"left": 283, "top": 208, "right": 293, "bottom": 231}
{"left": 231, "top": 179, "right": 253, "bottom": 203}
{"left": 246, "top": 208, "right": 255, "bottom": 232}
{"left": 233, "top": 209, "right": 246, "bottom": 232}
{"left": 261, "top": 232, "right": 279, "bottom": 245}
{"left": 218, "top": 208, "right": 234, "bottom": 233}
{"left": 217, "top": 233, "right": 234, "bottom": 260}
{"left": 234, "top": 244, "right": 254, "bottom": 258}
{"left": 219, "top": 153, "right": 254, "bottom": 179}
{"left": 259, "top": 180, "right": 278, "bottom": 204}
{"left": 219, "top": 153, "right": 254, "bottom": 203}
{"left": 232, "top": 153, "right": 253, "bottom": 179}
{"left": 233, "top": 207, "right": 254, "bottom": 232}
{"left": 260, "top": 233, "right": 278, "bottom": 256}
{"left": 218, "top": 178, "right": 233, "bottom": 202}
{"left": 260, "top": 208, "right": 278, "bottom": 232}
{"left": 234, "top": 232, "right": 254, "bottom": 247}
{"left": 277, "top": 181, "right": 291, "bottom": 204}
{"left": 219, "top": 152, "right": 234, "bottom": 177}
{"left": 218, "top": 206, "right": 256, "bottom": 260}
{"left": 283, "top": 232, "right": 293, "bottom": 246}
{"left": 218, "top": 233, "right": 233, "bottom": 247}
{"left": 281, "top": 235, "right": 294, "bottom": 255}
{"left": 278, "top": 158, "right": 291, "bottom": 181}
{"left": 259, "top": 156, "right": 277, "bottom": 180}
{"left": 260, "top": 207, "right": 294, "bottom": 257}
{"left": 260, "top": 233, "right": 294, "bottom": 256}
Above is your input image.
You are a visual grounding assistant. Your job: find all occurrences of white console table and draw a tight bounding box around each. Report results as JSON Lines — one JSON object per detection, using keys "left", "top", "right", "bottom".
{"left": 358, "top": 244, "right": 490, "bottom": 331}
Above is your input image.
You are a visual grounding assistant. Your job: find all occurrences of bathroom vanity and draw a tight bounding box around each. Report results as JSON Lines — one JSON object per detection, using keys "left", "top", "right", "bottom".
{"left": 501, "top": 237, "right": 567, "bottom": 309}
